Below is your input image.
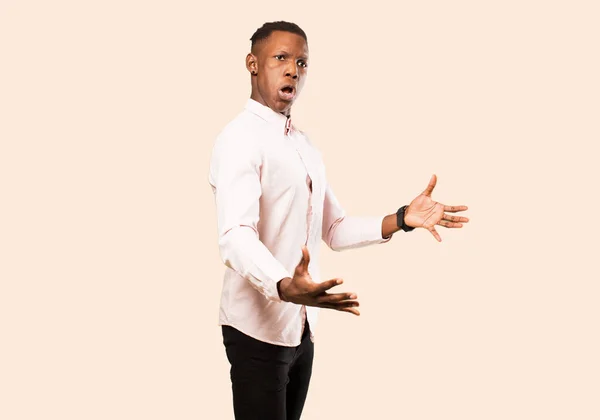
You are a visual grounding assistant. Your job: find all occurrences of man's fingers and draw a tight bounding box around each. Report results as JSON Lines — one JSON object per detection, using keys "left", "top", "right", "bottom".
{"left": 421, "top": 174, "right": 437, "bottom": 196}
{"left": 321, "top": 300, "right": 360, "bottom": 309}
{"left": 437, "top": 211, "right": 470, "bottom": 228}
{"left": 429, "top": 226, "right": 442, "bottom": 242}
{"left": 443, "top": 205, "right": 468, "bottom": 213}
{"left": 442, "top": 213, "right": 469, "bottom": 223}
{"left": 437, "top": 220, "right": 463, "bottom": 228}
{"left": 320, "top": 301, "right": 360, "bottom": 312}
{"left": 337, "top": 300, "right": 360, "bottom": 307}
{"left": 315, "top": 292, "right": 357, "bottom": 304}
{"left": 315, "top": 278, "right": 343, "bottom": 293}
{"left": 301, "top": 246, "right": 310, "bottom": 270}
{"left": 295, "top": 246, "right": 311, "bottom": 274}
{"left": 339, "top": 307, "right": 360, "bottom": 316}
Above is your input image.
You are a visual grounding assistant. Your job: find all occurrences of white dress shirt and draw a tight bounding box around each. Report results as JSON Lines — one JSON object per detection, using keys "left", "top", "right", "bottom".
{"left": 208, "top": 98, "right": 391, "bottom": 347}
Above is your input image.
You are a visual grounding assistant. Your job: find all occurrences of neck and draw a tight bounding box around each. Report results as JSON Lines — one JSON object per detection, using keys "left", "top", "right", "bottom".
{"left": 250, "top": 89, "right": 291, "bottom": 118}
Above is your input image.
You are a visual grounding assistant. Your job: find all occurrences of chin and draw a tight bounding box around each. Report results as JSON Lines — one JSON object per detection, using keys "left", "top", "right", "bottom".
{"left": 272, "top": 100, "right": 294, "bottom": 113}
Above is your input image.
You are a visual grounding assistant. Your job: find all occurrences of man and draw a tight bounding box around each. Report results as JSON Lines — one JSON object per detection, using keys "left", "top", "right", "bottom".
{"left": 208, "top": 21, "right": 469, "bottom": 420}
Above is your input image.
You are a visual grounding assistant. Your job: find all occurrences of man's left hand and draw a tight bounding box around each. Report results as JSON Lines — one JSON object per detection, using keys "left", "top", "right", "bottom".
{"left": 404, "top": 174, "right": 469, "bottom": 242}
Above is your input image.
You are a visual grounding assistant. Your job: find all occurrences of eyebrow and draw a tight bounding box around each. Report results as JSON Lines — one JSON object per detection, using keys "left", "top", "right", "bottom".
{"left": 275, "top": 50, "right": 308, "bottom": 60}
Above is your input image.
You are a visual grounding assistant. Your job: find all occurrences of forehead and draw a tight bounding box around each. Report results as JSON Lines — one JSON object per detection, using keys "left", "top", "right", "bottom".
{"left": 258, "top": 31, "right": 309, "bottom": 56}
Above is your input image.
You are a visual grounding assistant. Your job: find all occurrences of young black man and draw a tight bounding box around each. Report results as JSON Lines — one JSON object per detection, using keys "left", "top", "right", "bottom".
{"left": 208, "top": 21, "right": 469, "bottom": 420}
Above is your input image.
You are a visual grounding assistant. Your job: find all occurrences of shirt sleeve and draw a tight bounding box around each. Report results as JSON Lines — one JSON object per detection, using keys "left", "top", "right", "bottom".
{"left": 208, "top": 130, "right": 291, "bottom": 302}
{"left": 321, "top": 180, "right": 392, "bottom": 251}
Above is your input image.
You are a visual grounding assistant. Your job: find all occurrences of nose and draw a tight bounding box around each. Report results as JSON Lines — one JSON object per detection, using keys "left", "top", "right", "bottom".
{"left": 285, "top": 62, "right": 298, "bottom": 79}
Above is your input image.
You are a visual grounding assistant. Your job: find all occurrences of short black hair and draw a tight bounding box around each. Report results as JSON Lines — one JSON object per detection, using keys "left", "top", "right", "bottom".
{"left": 250, "top": 21, "right": 308, "bottom": 50}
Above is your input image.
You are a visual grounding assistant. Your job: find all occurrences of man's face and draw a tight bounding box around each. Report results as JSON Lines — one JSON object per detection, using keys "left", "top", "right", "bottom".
{"left": 247, "top": 31, "right": 309, "bottom": 115}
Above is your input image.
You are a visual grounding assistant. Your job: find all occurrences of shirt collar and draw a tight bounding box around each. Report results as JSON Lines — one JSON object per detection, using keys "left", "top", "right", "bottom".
{"left": 245, "top": 98, "right": 294, "bottom": 135}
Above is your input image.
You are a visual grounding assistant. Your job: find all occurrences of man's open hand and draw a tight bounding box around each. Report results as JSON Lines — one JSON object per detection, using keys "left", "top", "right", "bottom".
{"left": 278, "top": 246, "right": 360, "bottom": 316}
{"left": 404, "top": 174, "right": 469, "bottom": 242}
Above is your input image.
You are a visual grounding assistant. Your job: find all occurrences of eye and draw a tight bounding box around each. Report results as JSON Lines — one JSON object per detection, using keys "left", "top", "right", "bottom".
{"left": 298, "top": 60, "right": 308, "bottom": 68}
{"left": 275, "top": 54, "right": 285, "bottom": 60}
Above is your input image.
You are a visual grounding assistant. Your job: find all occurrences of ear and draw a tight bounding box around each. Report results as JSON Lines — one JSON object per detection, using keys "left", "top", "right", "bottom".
{"left": 246, "top": 53, "right": 257, "bottom": 75}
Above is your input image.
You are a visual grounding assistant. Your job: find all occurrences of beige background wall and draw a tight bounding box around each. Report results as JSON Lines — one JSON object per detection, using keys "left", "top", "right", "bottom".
{"left": 1, "top": 1, "right": 599, "bottom": 419}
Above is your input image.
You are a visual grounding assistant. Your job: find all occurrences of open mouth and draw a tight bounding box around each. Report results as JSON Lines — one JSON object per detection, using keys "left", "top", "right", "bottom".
{"left": 278, "top": 85, "right": 296, "bottom": 101}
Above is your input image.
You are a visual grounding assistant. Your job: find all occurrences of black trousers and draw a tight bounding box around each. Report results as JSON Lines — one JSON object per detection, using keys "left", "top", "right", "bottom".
{"left": 222, "top": 320, "right": 314, "bottom": 420}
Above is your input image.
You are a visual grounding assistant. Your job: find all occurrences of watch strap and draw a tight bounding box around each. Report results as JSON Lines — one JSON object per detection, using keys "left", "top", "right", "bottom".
{"left": 396, "top": 205, "right": 415, "bottom": 232}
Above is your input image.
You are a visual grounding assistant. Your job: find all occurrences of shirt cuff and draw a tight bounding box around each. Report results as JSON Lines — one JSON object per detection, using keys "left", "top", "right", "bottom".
{"left": 246, "top": 258, "right": 292, "bottom": 303}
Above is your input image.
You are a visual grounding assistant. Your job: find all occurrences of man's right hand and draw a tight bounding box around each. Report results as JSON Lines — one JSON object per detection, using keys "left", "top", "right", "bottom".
{"left": 277, "top": 246, "right": 360, "bottom": 316}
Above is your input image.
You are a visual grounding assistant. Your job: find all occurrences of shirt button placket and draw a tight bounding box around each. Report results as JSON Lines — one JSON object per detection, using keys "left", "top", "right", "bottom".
{"left": 288, "top": 128, "right": 312, "bottom": 341}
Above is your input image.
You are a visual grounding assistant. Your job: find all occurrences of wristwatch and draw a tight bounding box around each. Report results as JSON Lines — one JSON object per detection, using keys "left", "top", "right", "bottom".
{"left": 396, "top": 205, "right": 415, "bottom": 232}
